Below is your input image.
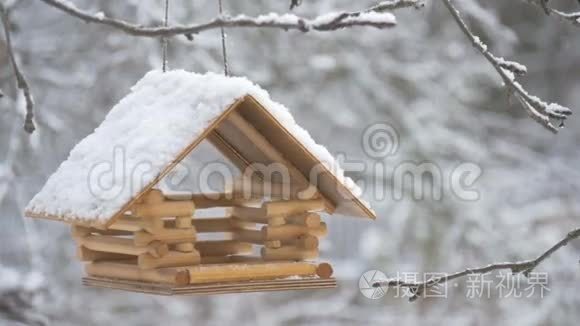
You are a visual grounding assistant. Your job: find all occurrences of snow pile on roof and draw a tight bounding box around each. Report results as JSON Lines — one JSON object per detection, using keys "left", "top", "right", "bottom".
{"left": 26, "top": 70, "right": 367, "bottom": 224}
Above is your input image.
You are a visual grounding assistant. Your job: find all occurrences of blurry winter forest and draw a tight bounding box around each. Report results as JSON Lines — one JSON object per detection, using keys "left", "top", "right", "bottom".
{"left": 1, "top": 0, "right": 580, "bottom": 325}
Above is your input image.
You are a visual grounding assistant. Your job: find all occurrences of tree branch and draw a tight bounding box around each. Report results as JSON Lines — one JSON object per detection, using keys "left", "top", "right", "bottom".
{"left": 524, "top": 0, "right": 580, "bottom": 27}
{"left": 441, "top": 0, "right": 572, "bottom": 133}
{"left": 374, "top": 227, "right": 580, "bottom": 302}
{"left": 37, "top": 0, "right": 423, "bottom": 39}
{"left": 0, "top": 3, "right": 35, "bottom": 134}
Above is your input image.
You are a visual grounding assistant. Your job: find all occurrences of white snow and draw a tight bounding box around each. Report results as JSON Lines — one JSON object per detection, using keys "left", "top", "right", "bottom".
{"left": 26, "top": 70, "right": 369, "bottom": 224}
{"left": 94, "top": 11, "right": 105, "bottom": 21}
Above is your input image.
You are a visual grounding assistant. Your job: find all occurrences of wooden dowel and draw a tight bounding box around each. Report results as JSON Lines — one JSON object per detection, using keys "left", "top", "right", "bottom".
{"left": 264, "top": 240, "right": 282, "bottom": 249}
{"left": 316, "top": 262, "right": 334, "bottom": 279}
{"left": 232, "top": 199, "right": 324, "bottom": 223}
{"left": 285, "top": 213, "right": 321, "bottom": 227}
{"left": 133, "top": 228, "right": 196, "bottom": 246}
{"left": 281, "top": 235, "right": 319, "bottom": 250}
{"left": 185, "top": 261, "right": 320, "bottom": 284}
{"left": 138, "top": 250, "right": 200, "bottom": 270}
{"left": 85, "top": 261, "right": 190, "bottom": 285}
{"left": 81, "top": 235, "right": 168, "bottom": 258}
{"left": 173, "top": 216, "right": 195, "bottom": 252}
{"left": 173, "top": 243, "right": 195, "bottom": 253}
{"left": 143, "top": 189, "right": 165, "bottom": 204}
{"left": 76, "top": 246, "right": 133, "bottom": 262}
{"left": 261, "top": 223, "right": 328, "bottom": 241}
{"left": 175, "top": 216, "right": 192, "bottom": 229}
{"left": 133, "top": 201, "right": 195, "bottom": 218}
{"left": 261, "top": 246, "right": 319, "bottom": 261}
{"left": 195, "top": 240, "right": 253, "bottom": 256}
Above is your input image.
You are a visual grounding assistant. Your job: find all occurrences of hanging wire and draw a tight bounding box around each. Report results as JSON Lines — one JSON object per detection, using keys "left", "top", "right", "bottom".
{"left": 162, "top": 0, "right": 169, "bottom": 72}
{"left": 218, "top": 0, "right": 229, "bottom": 76}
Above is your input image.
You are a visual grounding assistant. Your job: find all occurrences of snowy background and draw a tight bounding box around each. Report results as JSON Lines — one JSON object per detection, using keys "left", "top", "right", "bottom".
{"left": 1, "top": 0, "right": 580, "bottom": 325}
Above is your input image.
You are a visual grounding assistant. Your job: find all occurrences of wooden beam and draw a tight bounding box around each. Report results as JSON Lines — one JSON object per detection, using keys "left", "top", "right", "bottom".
{"left": 138, "top": 251, "right": 201, "bottom": 270}
{"left": 261, "top": 247, "right": 319, "bottom": 261}
{"left": 262, "top": 223, "right": 328, "bottom": 241}
{"left": 281, "top": 235, "right": 319, "bottom": 250}
{"left": 195, "top": 240, "right": 253, "bottom": 256}
{"left": 285, "top": 213, "right": 321, "bottom": 227}
{"left": 226, "top": 113, "right": 334, "bottom": 210}
{"left": 85, "top": 261, "right": 190, "bottom": 285}
{"left": 164, "top": 193, "right": 256, "bottom": 209}
{"left": 80, "top": 235, "right": 168, "bottom": 258}
{"left": 231, "top": 199, "right": 324, "bottom": 222}
{"left": 133, "top": 228, "right": 197, "bottom": 246}
{"left": 185, "top": 261, "right": 322, "bottom": 284}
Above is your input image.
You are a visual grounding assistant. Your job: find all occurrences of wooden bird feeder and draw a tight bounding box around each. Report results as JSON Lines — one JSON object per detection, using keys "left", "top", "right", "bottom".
{"left": 25, "top": 71, "right": 375, "bottom": 295}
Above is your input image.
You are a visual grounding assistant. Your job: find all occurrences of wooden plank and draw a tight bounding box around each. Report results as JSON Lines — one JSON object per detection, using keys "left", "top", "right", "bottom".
{"left": 133, "top": 228, "right": 197, "bottom": 246}
{"left": 80, "top": 235, "right": 169, "bottom": 257}
{"left": 262, "top": 223, "right": 328, "bottom": 241}
{"left": 185, "top": 262, "right": 321, "bottom": 284}
{"left": 85, "top": 261, "right": 190, "bottom": 285}
{"left": 138, "top": 251, "right": 201, "bottom": 270}
{"left": 195, "top": 240, "right": 253, "bottom": 256}
{"left": 83, "top": 276, "right": 336, "bottom": 295}
{"left": 261, "top": 246, "right": 319, "bottom": 261}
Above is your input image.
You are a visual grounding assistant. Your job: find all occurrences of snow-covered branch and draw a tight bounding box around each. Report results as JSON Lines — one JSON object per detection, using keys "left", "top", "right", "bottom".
{"left": 442, "top": 0, "right": 572, "bottom": 133}
{"left": 38, "top": 0, "right": 414, "bottom": 39}
{"left": 0, "top": 3, "right": 35, "bottom": 134}
{"left": 374, "top": 227, "right": 580, "bottom": 302}
{"left": 524, "top": 0, "right": 580, "bottom": 27}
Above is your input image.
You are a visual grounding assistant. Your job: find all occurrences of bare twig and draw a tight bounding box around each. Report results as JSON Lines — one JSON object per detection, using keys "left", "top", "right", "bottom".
{"left": 441, "top": 0, "right": 572, "bottom": 133}
{"left": 524, "top": 0, "right": 580, "bottom": 26}
{"left": 38, "top": 0, "right": 412, "bottom": 38}
{"left": 369, "top": 0, "right": 426, "bottom": 11}
{"left": 0, "top": 3, "right": 35, "bottom": 133}
{"left": 374, "top": 227, "right": 580, "bottom": 301}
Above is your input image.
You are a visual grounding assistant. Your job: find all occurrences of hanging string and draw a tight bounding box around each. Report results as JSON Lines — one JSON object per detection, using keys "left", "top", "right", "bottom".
{"left": 218, "top": 0, "right": 229, "bottom": 76}
{"left": 162, "top": 0, "right": 169, "bottom": 72}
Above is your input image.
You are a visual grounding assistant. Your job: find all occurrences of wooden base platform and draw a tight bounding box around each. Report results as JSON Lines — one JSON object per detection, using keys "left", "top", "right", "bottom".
{"left": 83, "top": 276, "right": 337, "bottom": 296}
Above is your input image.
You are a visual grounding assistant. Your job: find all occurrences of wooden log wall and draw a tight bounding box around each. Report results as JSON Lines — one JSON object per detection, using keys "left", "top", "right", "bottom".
{"left": 77, "top": 188, "right": 333, "bottom": 286}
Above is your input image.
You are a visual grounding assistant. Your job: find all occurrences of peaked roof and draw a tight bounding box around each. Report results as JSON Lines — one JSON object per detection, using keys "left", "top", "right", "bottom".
{"left": 25, "top": 70, "right": 375, "bottom": 228}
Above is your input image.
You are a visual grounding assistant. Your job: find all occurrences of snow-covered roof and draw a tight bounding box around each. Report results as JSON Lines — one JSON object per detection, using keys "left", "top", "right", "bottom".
{"left": 25, "top": 70, "right": 375, "bottom": 227}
